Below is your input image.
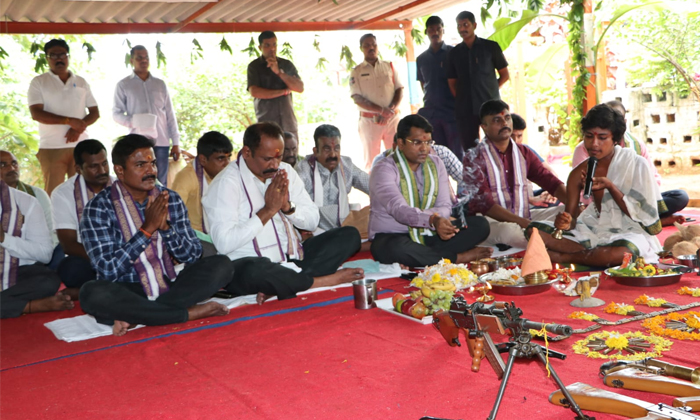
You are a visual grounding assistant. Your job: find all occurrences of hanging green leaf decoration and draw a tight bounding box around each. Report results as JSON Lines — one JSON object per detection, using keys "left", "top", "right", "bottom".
{"left": 340, "top": 45, "right": 356, "bottom": 71}
{"left": 190, "top": 38, "right": 204, "bottom": 64}
{"left": 155, "top": 41, "right": 166, "bottom": 69}
{"left": 279, "top": 42, "right": 293, "bottom": 60}
{"left": 240, "top": 36, "right": 258, "bottom": 57}
{"left": 82, "top": 42, "right": 96, "bottom": 62}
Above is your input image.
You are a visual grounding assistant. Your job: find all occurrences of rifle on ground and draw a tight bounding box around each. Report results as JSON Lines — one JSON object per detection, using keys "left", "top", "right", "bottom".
{"left": 600, "top": 359, "right": 700, "bottom": 411}
{"left": 550, "top": 382, "right": 700, "bottom": 419}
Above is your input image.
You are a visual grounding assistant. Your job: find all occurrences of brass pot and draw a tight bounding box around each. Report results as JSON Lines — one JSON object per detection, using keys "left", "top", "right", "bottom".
{"left": 470, "top": 261, "right": 489, "bottom": 276}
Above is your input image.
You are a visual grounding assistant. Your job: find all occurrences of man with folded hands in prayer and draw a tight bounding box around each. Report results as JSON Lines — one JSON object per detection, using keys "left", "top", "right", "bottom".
{"left": 1, "top": 180, "right": 73, "bottom": 318}
{"left": 79, "top": 134, "right": 232, "bottom": 336}
{"left": 537, "top": 104, "right": 663, "bottom": 266}
{"left": 51, "top": 140, "right": 114, "bottom": 299}
{"left": 461, "top": 99, "right": 567, "bottom": 248}
{"left": 295, "top": 124, "right": 369, "bottom": 234}
{"left": 202, "top": 122, "right": 364, "bottom": 304}
{"left": 369, "top": 114, "right": 492, "bottom": 267}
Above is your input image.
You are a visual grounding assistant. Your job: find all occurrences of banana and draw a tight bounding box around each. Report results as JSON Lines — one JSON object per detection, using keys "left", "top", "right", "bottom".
{"left": 421, "top": 286, "right": 433, "bottom": 298}
{"left": 431, "top": 282, "right": 456, "bottom": 291}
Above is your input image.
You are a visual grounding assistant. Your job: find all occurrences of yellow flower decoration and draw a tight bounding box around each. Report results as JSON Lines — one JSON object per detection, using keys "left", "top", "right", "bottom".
{"left": 568, "top": 311, "right": 598, "bottom": 321}
{"left": 642, "top": 311, "right": 700, "bottom": 341}
{"left": 678, "top": 287, "right": 700, "bottom": 298}
{"left": 634, "top": 295, "right": 667, "bottom": 308}
{"left": 573, "top": 330, "right": 672, "bottom": 361}
{"left": 411, "top": 259, "right": 477, "bottom": 290}
{"left": 604, "top": 302, "right": 636, "bottom": 315}
{"left": 605, "top": 334, "right": 629, "bottom": 350}
{"left": 431, "top": 273, "right": 441, "bottom": 283}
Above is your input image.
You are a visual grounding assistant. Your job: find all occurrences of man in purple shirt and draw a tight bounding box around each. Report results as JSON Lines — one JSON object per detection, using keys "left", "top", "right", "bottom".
{"left": 462, "top": 100, "right": 566, "bottom": 248}
{"left": 369, "top": 114, "right": 491, "bottom": 267}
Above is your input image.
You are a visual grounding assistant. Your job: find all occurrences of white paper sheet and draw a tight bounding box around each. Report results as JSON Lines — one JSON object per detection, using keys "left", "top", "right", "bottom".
{"left": 44, "top": 315, "right": 144, "bottom": 342}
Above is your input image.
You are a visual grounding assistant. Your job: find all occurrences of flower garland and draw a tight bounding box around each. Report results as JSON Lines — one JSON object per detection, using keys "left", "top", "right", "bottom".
{"left": 568, "top": 311, "right": 599, "bottom": 322}
{"left": 411, "top": 259, "right": 477, "bottom": 290}
{"left": 678, "top": 287, "right": 700, "bottom": 298}
{"left": 604, "top": 302, "right": 637, "bottom": 315}
{"left": 634, "top": 295, "right": 667, "bottom": 308}
{"left": 642, "top": 311, "right": 700, "bottom": 341}
{"left": 573, "top": 330, "right": 672, "bottom": 361}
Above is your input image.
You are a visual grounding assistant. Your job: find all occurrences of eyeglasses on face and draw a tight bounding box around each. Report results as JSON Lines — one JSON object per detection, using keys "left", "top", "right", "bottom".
{"left": 48, "top": 52, "right": 69, "bottom": 60}
{"left": 405, "top": 139, "right": 435, "bottom": 147}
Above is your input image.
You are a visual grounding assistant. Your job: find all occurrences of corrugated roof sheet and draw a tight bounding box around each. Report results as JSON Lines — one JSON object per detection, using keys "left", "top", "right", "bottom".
{"left": 1, "top": 0, "right": 466, "bottom": 33}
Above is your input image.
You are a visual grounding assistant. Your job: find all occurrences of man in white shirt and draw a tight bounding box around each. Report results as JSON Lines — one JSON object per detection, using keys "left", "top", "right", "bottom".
{"left": 202, "top": 122, "right": 364, "bottom": 304}
{"left": 0, "top": 151, "right": 56, "bottom": 249}
{"left": 350, "top": 34, "right": 404, "bottom": 169}
{"left": 52, "top": 140, "right": 113, "bottom": 299}
{"left": 295, "top": 124, "right": 369, "bottom": 233}
{"left": 28, "top": 39, "right": 100, "bottom": 196}
{"left": 0, "top": 180, "right": 74, "bottom": 318}
{"left": 113, "top": 45, "right": 180, "bottom": 186}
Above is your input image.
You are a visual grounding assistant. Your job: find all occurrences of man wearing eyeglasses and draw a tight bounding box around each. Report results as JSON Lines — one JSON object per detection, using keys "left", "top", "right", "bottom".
{"left": 462, "top": 100, "right": 566, "bottom": 248}
{"left": 369, "top": 114, "right": 492, "bottom": 267}
{"left": 113, "top": 45, "right": 181, "bottom": 186}
{"left": 28, "top": 39, "right": 100, "bottom": 195}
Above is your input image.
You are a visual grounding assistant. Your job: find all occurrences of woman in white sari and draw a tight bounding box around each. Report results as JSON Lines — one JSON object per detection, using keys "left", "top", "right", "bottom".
{"left": 533, "top": 104, "right": 663, "bottom": 266}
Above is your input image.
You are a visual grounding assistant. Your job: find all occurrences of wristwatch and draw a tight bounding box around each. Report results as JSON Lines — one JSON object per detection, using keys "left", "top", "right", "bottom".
{"left": 282, "top": 201, "right": 296, "bottom": 215}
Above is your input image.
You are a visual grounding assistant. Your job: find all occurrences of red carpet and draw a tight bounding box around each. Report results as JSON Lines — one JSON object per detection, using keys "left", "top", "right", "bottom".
{"left": 2, "top": 221, "right": 700, "bottom": 420}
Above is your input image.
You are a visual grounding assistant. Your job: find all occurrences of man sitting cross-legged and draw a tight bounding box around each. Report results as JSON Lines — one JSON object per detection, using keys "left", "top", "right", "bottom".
{"left": 295, "top": 124, "right": 369, "bottom": 234}
{"left": 79, "top": 134, "right": 232, "bottom": 336}
{"left": 537, "top": 104, "right": 663, "bottom": 266}
{"left": 51, "top": 140, "right": 114, "bottom": 299}
{"left": 202, "top": 122, "right": 364, "bottom": 304}
{"left": 369, "top": 114, "right": 492, "bottom": 267}
{"left": 1, "top": 180, "right": 73, "bottom": 318}
{"left": 171, "top": 131, "right": 232, "bottom": 235}
{"left": 462, "top": 100, "right": 567, "bottom": 248}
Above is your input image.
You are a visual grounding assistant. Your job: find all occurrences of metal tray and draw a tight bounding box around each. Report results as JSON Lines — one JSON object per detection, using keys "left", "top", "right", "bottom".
{"left": 478, "top": 274, "right": 559, "bottom": 295}
{"left": 604, "top": 263, "right": 690, "bottom": 287}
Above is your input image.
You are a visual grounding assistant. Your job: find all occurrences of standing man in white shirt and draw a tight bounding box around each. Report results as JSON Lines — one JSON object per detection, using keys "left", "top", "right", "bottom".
{"left": 0, "top": 180, "right": 74, "bottom": 318}
{"left": 28, "top": 39, "right": 100, "bottom": 196}
{"left": 349, "top": 33, "right": 404, "bottom": 170}
{"left": 202, "top": 122, "right": 364, "bottom": 304}
{"left": 113, "top": 45, "right": 180, "bottom": 186}
{"left": 51, "top": 140, "right": 113, "bottom": 299}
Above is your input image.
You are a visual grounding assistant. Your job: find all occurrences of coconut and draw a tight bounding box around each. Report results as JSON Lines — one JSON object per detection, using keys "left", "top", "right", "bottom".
{"left": 672, "top": 241, "right": 699, "bottom": 258}
{"left": 663, "top": 231, "right": 684, "bottom": 252}
{"left": 675, "top": 222, "right": 700, "bottom": 241}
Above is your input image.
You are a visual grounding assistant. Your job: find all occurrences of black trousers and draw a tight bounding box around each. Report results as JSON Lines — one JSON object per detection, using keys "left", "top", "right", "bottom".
{"left": 57, "top": 256, "right": 95, "bottom": 289}
{"left": 659, "top": 189, "right": 689, "bottom": 218}
{"left": 371, "top": 216, "right": 490, "bottom": 267}
{"left": 80, "top": 255, "right": 233, "bottom": 326}
{"left": 224, "top": 226, "right": 361, "bottom": 300}
{"left": 1, "top": 263, "right": 61, "bottom": 318}
{"left": 456, "top": 112, "right": 482, "bottom": 151}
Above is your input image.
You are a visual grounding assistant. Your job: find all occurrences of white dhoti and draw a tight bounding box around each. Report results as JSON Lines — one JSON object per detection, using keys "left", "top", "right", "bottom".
{"left": 483, "top": 206, "right": 563, "bottom": 248}
{"left": 533, "top": 146, "right": 663, "bottom": 263}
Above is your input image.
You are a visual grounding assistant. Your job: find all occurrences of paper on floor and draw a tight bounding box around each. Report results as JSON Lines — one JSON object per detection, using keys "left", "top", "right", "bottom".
{"left": 44, "top": 315, "right": 144, "bottom": 343}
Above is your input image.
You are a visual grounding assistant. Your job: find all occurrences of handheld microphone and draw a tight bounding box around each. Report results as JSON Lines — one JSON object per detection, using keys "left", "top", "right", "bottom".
{"left": 583, "top": 157, "right": 598, "bottom": 199}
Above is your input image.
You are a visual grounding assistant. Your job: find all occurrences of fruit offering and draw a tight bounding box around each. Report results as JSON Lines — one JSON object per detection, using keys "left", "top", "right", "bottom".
{"left": 608, "top": 254, "right": 679, "bottom": 277}
{"left": 410, "top": 258, "right": 478, "bottom": 291}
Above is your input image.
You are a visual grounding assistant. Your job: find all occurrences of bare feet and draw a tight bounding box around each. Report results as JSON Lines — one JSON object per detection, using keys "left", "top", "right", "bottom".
{"left": 187, "top": 301, "right": 229, "bottom": 321}
{"left": 456, "top": 247, "right": 493, "bottom": 264}
{"left": 24, "top": 293, "right": 75, "bottom": 314}
{"left": 256, "top": 292, "right": 273, "bottom": 305}
{"left": 311, "top": 268, "right": 364, "bottom": 288}
{"left": 661, "top": 214, "right": 685, "bottom": 227}
{"left": 112, "top": 320, "right": 133, "bottom": 337}
{"left": 61, "top": 287, "right": 80, "bottom": 301}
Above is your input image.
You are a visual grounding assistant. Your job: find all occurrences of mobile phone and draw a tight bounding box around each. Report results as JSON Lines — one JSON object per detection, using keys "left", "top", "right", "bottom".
{"left": 212, "top": 291, "right": 234, "bottom": 299}
{"left": 686, "top": 218, "right": 696, "bottom": 222}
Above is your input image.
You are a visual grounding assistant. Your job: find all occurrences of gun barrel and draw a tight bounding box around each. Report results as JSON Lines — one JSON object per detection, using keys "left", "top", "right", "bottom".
{"left": 521, "top": 320, "right": 573, "bottom": 336}
{"left": 647, "top": 359, "right": 700, "bottom": 384}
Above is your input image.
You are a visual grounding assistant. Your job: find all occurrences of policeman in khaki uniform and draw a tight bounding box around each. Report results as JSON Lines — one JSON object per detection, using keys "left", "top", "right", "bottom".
{"left": 349, "top": 33, "right": 404, "bottom": 170}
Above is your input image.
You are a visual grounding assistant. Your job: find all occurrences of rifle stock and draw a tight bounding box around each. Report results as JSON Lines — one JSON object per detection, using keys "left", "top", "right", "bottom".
{"left": 550, "top": 383, "right": 700, "bottom": 419}
{"left": 675, "top": 396, "right": 700, "bottom": 411}
{"left": 550, "top": 382, "right": 650, "bottom": 418}
{"left": 605, "top": 367, "right": 700, "bottom": 397}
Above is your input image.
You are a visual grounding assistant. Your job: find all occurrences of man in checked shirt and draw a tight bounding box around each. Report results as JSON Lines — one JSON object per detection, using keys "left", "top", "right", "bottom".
{"left": 79, "top": 134, "right": 233, "bottom": 336}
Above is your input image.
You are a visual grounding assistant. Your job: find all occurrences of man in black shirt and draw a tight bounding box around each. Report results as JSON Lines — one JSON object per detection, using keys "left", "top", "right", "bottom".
{"left": 247, "top": 31, "right": 304, "bottom": 143}
{"left": 446, "top": 11, "right": 509, "bottom": 151}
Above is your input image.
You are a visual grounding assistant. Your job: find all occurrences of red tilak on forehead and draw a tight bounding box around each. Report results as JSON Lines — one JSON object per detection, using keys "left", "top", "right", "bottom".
{"left": 274, "top": 149, "right": 282, "bottom": 158}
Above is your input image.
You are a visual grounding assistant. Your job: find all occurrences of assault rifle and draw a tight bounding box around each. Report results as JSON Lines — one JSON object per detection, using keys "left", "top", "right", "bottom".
{"left": 600, "top": 359, "right": 700, "bottom": 411}
{"left": 550, "top": 382, "right": 700, "bottom": 419}
{"left": 430, "top": 296, "right": 591, "bottom": 420}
